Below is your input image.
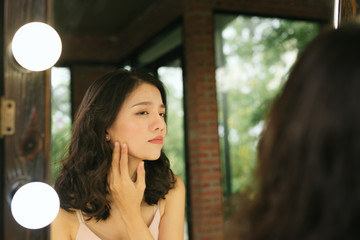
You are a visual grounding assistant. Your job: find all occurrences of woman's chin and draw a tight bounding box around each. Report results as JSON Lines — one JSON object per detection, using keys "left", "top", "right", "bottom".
{"left": 130, "top": 152, "right": 161, "bottom": 161}
{"left": 146, "top": 151, "right": 162, "bottom": 160}
{"left": 147, "top": 155, "right": 161, "bottom": 161}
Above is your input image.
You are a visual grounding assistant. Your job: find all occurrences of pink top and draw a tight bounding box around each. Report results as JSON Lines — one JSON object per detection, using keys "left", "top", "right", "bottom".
{"left": 75, "top": 204, "right": 160, "bottom": 240}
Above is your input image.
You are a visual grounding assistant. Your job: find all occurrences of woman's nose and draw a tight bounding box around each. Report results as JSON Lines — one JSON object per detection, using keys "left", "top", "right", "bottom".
{"left": 151, "top": 114, "right": 166, "bottom": 131}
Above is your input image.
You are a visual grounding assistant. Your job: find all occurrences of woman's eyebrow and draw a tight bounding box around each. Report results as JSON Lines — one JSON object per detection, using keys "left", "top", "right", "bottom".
{"left": 131, "top": 101, "right": 165, "bottom": 109}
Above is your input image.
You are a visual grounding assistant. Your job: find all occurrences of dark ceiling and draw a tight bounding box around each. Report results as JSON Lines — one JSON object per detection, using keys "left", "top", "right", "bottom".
{"left": 53, "top": 0, "right": 154, "bottom": 36}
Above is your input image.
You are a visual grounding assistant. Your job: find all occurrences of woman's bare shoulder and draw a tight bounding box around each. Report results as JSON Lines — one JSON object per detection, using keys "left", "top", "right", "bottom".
{"left": 158, "top": 174, "right": 185, "bottom": 239}
{"left": 160, "top": 175, "right": 185, "bottom": 211}
{"left": 50, "top": 208, "right": 79, "bottom": 240}
{"left": 172, "top": 175, "right": 185, "bottom": 194}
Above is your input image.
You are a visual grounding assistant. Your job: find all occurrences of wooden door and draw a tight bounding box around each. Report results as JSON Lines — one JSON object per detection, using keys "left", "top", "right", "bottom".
{"left": 1, "top": 0, "right": 51, "bottom": 239}
{"left": 338, "top": 0, "right": 360, "bottom": 26}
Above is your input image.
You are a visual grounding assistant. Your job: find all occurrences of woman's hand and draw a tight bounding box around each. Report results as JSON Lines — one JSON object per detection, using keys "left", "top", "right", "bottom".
{"left": 108, "top": 141, "right": 146, "bottom": 217}
{"left": 108, "top": 142, "right": 154, "bottom": 239}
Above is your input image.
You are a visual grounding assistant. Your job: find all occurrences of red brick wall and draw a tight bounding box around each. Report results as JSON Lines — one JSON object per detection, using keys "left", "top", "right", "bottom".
{"left": 181, "top": 0, "right": 332, "bottom": 239}
{"left": 183, "top": 1, "right": 224, "bottom": 239}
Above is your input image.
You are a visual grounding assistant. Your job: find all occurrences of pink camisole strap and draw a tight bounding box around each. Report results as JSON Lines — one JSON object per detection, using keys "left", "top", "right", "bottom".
{"left": 149, "top": 203, "right": 161, "bottom": 239}
{"left": 75, "top": 210, "right": 101, "bottom": 240}
{"left": 75, "top": 203, "right": 161, "bottom": 240}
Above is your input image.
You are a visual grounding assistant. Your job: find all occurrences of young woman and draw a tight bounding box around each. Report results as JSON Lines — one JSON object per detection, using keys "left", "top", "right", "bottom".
{"left": 51, "top": 69, "right": 185, "bottom": 240}
{"left": 228, "top": 22, "right": 360, "bottom": 240}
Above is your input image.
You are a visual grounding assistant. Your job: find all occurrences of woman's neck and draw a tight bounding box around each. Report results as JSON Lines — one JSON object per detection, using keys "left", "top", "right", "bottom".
{"left": 127, "top": 157, "right": 143, "bottom": 182}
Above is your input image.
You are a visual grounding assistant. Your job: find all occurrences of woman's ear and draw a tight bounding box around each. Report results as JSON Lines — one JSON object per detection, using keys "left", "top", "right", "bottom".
{"left": 105, "top": 131, "right": 110, "bottom": 142}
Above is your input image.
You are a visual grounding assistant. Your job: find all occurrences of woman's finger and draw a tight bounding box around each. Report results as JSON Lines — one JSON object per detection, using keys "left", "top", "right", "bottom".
{"left": 135, "top": 161, "right": 146, "bottom": 190}
{"left": 120, "top": 143, "right": 130, "bottom": 179}
{"left": 111, "top": 141, "right": 121, "bottom": 176}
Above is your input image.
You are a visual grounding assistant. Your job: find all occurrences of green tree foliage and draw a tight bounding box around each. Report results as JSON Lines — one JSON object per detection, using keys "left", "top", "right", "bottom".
{"left": 51, "top": 68, "right": 71, "bottom": 183}
{"left": 158, "top": 66, "right": 186, "bottom": 183}
{"left": 216, "top": 15, "right": 319, "bottom": 197}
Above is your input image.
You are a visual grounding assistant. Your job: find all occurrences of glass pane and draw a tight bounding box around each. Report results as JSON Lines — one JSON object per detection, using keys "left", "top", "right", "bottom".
{"left": 215, "top": 15, "right": 319, "bottom": 203}
{"left": 158, "top": 64, "right": 185, "bottom": 182}
{"left": 157, "top": 62, "right": 188, "bottom": 240}
{"left": 51, "top": 67, "right": 72, "bottom": 183}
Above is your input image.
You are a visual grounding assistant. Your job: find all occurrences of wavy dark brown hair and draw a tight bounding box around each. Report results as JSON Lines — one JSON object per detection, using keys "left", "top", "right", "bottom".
{"left": 54, "top": 68, "right": 176, "bottom": 221}
{"left": 228, "top": 23, "right": 360, "bottom": 240}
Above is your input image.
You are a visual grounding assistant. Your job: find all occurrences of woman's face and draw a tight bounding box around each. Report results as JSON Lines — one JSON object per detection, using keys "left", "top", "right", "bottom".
{"left": 106, "top": 82, "right": 166, "bottom": 161}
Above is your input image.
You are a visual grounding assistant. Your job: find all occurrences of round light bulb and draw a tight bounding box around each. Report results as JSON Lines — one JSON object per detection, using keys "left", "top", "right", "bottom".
{"left": 11, "top": 182, "right": 60, "bottom": 229}
{"left": 11, "top": 22, "right": 62, "bottom": 71}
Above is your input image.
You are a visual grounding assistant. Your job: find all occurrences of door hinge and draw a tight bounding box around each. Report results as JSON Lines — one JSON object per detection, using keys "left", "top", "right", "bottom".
{"left": 1, "top": 97, "right": 16, "bottom": 137}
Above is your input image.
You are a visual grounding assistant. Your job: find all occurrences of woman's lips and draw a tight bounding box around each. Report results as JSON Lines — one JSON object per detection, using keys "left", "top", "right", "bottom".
{"left": 148, "top": 136, "right": 164, "bottom": 144}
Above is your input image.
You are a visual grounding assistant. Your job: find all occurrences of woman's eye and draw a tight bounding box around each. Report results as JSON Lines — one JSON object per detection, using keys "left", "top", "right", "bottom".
{"left": 137, "top": 111, "right": 149, "bottom": 115}
{"left": 159, "top": 113, "right": 166, "bottom": 118}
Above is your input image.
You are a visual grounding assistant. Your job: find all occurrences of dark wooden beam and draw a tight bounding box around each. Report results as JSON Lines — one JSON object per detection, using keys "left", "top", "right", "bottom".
{"left": 114, "top": 0, "right": 182, "bottom": 60}
{"left": 213, "top": 0, "right": 333, "bottom": 21}
{"left": 59, "top": 34, "right": 122, "bottom": 64}
{"left": 2, "top": 0, "right": 51, "bottom": 239}
{"left": 338, "top": 0, "right": 359, "bottom": 25}
{"left": 59, "top": 0, "right": 333, "bottom": 64}
{"left": 59, "top": 0, "right": 183, "bottom": 64}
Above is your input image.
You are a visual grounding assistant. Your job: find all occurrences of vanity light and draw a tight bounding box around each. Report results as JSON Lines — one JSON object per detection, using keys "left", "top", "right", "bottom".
{"left": 11, "top": 182, "right": 60, "bottom": 229}
{"left": 334, "top": 0, "right": 340, "bottom": 29}
{"left": 11, "top": 22, "right": 62, "bottom": 71}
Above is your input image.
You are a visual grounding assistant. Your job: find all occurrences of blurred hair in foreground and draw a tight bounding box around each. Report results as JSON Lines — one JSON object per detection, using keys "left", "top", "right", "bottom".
{"left": 227, "top": 21, "right": 360, "bottom": 240}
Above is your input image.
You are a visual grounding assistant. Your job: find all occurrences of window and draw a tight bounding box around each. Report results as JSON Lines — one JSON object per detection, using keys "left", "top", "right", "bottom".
{"left": 158, "top": 59, "right": 189, "bottom": 240}
{"left": 158, "top": 61, "right": 185, "bottom": 181}
{"left": 215, "top": 14, "right": 319, "bottom": 208}
{"left": 51, "top": 67, "right": 72, "bottom": 183}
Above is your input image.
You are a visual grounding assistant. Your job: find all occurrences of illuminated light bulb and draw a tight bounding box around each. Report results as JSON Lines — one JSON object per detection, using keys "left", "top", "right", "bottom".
{"left": 11, "top": 22, "right": 62, "bottom": 71}
{"left": 11, "top": 182, "right": 60, "bottom": 229}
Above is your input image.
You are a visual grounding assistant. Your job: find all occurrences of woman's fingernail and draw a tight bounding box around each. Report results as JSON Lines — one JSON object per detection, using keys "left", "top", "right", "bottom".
{"left": 122, "top": 143, "right": 127, "bottom": 149}
{"left": 114, "top": 141, "right": 119, "bottom": 147}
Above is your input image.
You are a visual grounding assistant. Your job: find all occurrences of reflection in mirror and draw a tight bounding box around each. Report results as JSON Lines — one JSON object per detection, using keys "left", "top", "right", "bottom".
{"left": 49, "top": 1, "right": 335, "bottom": 240}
